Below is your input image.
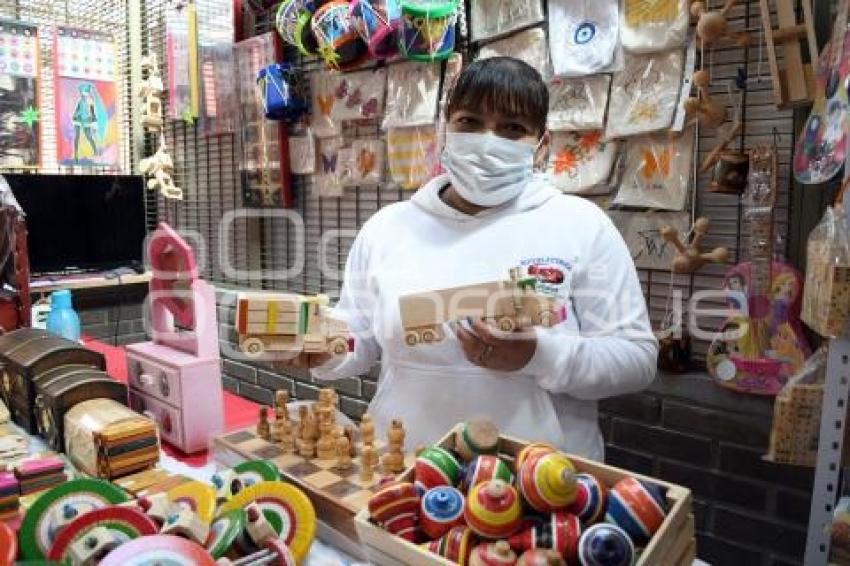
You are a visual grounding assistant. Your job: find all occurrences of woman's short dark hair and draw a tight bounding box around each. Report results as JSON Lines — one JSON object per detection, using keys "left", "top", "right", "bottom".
{"left": 446, "top": 57, "right": 549, "bottom": 135}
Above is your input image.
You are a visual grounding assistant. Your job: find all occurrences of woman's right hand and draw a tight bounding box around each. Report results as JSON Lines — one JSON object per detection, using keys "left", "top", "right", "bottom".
{"left": 271, "top": 351, "right": 334, "bottom": 370}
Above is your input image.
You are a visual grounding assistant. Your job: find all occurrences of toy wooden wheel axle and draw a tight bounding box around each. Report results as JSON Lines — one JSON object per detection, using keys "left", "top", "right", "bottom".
{"left": 215, "top": 538, "right": 294, "bottom": 566}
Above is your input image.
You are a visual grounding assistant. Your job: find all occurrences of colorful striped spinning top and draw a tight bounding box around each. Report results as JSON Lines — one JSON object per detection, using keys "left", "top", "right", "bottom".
{"left": 415, "top": 446, "right": 463, "bottom": 492}
{"left": 577, "top": 523, "right": 635, "bottom": 566}
{"left": 508, "top": 511, "right": 581, "bottom": 563}
{"left": 470, "top": 540, "right": 518, "bottom": 566}
{"left": 517, "top": 548, "right": 567, "bottom": 566}
{"left": 368, "top": 481, "right": 420, "bottom": 542}
{"left": 516, "top": 443, "right": 557, "bottom": 471}
{"left": 465, "top": 479, "right": 523, "bottom": 539}
{"left": 519, "top": 450, "right": 578, "bottom": 513}
{"left": 421, "top": 486, "right": 466, "bottom": 540}
{"left": 604, "top": 477, "right": 667, "bottom": 545}
{"left": 421, "top": 525, "right": 476, "bottom": 565}
{"left": 455, "top": 420, "right": 500, "bottom": 462}
{"left": 567, "top": 473, "right": 608, "bottom": 526}
{"left": 464, "top": 455, "right": 514, "bottom": 494}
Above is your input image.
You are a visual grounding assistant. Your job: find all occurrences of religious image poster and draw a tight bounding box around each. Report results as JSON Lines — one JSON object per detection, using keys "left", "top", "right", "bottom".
{"left": 0, "top": 20, "right": 40, "bottom": 167}
{"left": 53, "top": 26, "right": 120, "bottom": 167}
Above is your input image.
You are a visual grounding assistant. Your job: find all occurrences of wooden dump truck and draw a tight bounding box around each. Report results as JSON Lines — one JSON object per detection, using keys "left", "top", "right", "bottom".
{"left": 236, "top": 292, "right": 353, "bottom": 358}
{"left": 399, "top": 267, "right": 564, "bottom": 346}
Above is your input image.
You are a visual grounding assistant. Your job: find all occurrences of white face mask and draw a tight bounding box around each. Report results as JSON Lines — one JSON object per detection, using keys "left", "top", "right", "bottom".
{"left": 441, "top": 132, "right": 538, "bottom": 207}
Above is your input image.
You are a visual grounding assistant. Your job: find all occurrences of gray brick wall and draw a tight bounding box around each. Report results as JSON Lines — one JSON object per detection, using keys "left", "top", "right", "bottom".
{"left": 212, "top": 289, "right": 811, "bottom": 566}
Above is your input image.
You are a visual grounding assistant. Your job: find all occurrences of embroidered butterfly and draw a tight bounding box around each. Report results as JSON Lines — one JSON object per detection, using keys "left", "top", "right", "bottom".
{"left": 361, "top": 97, "right": 378, "bottom": 117}
{"left": 346, "top": 88, "right": 363, "bottom": 108}
{"left": 640, "top": 148, "right": 672, "bottom": 179}
{"left": 357, "top": 148, "right": 376, "bottom": 176}
{"left": 316, "top": 94, "right": 334, "bottom": 116}
{"left": 335, "top": 79, "right": 350, "bottom": 99}
{"left": 321, "top": 151, "right": 339, "bottom": 173}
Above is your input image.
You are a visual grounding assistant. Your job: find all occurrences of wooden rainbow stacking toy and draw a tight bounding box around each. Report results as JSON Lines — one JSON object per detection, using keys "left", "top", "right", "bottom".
{"left": 464, "top": 479, "right": 522, "bottom": 539}
{"left": 367, "top": 481, "right": 420, "bottom": 542}
{"left": 567, "top": 473, "right": 608, "bottom": 525}
{"left": 507, "top": 511, "right": 580, "bottom": 562}
{"left": 415, "top": 446, "right": 463, "bottom": 492}
{"left": 421, "top": 486, "right": 466, "bottom": 539}
{"left": 518, "top": 448, "right": 579, "bottom": 513}
{"left": 463, "top": 454, "right": 514, "bottom": 493}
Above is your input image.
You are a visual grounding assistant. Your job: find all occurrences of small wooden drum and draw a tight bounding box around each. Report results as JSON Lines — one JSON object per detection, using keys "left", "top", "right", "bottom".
{"left": 257, "top": 63, "right": 308, "bottom": 122}
{"left": 711, "top": 150, "right": 749, "bottom": 194}
{"left": 399, "top": 0, "right": 458, "bottom": 61}
{"left": 350, "top": 0, "right": 401, "bottom": 58}
{"left": 311, "top": 0, "right": 368, "bottom": 69}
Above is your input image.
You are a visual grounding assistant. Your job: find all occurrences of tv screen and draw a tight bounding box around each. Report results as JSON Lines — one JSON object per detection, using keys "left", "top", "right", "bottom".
{"left": 3, "top": 174, "right": 147, "bottom": 276}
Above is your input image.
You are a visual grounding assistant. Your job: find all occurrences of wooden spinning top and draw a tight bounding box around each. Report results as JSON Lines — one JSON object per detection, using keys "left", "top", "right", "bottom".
{"left": 661, "top": 217, "right": 729, "bottom": 274}
{"left": 470, "top": 540, "right": 518, "bottom": 566}
{"left": 507, "top": 512, "right": 581, "bottom": 562}
{"left": 566, "top": 473, "right": 608, "bottom": 526}
{"left": 415, "top": 446, "right": 463, "bottom": 492}
{"left": 421, "top": 486, "right": 466, "bottom": 540}
{"left": 518, "top": 450, "right": 578, "bottom": 513}
{"left": 515, "top": 443, "right": 556, "bottom": 472}
{"left": 455, "top": 420, "right": 500, "bottom": 461}
{"left": 368, "top": 481, "right": 420, "bottom": 542}
{"left": 421, "top": 525, "right": 476, "bottom": 565}
{"left": 464, "top": 455, "right": 514, "bottom": 494}
{"left": 465, "top": 479, "right": 523, "bottom": 540}
{"left": 577, "top": 523, "right": 635, "bottom": 566}
{"left": 605, "top": 477, "right": 667, "bottom": 545}
{"left": 517, "top": 549, "right": 567, "bottom": 566}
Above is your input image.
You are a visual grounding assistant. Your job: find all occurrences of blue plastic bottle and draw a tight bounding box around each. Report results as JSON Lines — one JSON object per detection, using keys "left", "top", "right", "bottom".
{"left": 46, "top": 289, "right": 81, "bottom": 342}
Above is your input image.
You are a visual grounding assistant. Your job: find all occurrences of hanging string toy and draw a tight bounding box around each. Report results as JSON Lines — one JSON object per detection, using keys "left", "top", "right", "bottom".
{"left": 311, "top": 0, "right": 369, "bottom": 70}
{"left": 350, "top": 0, "right": 402, "bottom": 58}
{"left": 398, "top": 0, "right": 459, "bottom": 61}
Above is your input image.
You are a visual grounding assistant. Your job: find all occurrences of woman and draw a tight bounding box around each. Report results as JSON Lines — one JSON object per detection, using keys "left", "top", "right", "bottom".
{"left": 299, "top": 57, "right": 656, "bottom": 460}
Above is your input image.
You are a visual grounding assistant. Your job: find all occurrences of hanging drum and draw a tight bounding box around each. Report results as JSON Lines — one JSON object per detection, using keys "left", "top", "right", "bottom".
{"left": 276, "top": 0, "right": 320, "bottom": 55}
{"left": 257, "top": 63, "right": 308, "bottom": 122}
{"left": 311, "top": 0, "right": 368, "bottom": 70}
{"left": 350, "top": 0, "right": 401, "bottom": 59}
{"left": 398, "top": 0, "right": 458, "bottom": 61}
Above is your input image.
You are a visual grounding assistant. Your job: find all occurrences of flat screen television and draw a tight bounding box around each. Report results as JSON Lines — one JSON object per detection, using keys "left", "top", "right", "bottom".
{"left": 2, "top": 174, "right": 147, "bottom": 276}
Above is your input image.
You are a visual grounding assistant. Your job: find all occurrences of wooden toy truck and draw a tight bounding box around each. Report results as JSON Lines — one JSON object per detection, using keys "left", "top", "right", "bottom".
{"left": 236, "top": 293, "right": 353, "bottom": 358}
{"left": 399, "top": 267, "right": 564, "bottom": 346}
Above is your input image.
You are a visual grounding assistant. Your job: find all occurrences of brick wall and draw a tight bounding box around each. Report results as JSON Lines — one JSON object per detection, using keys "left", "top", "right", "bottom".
{"left": 219, "top": 290, "right": 812, "bottom": 565}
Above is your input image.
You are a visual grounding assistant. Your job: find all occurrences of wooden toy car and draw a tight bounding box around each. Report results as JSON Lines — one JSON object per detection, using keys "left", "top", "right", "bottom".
{"left": 236, "top": 293, "right": 354, "bottom": 358}
{"left": 399, "top": 267, "right": 564, "bottom": 346}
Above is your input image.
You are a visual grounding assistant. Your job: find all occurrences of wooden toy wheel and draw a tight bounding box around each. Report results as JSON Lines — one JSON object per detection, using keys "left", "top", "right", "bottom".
{"left": 536, "top": 310, "right": 554, "bottom": 328}
{"left": 421, "top": 328, "right": 438, "bottom": 343}
{"left": 328, "top": 337, "right": 348, "bottom": 355}
{"left": 242, "top": 338, "right": 265, "bottom": 357}
{"left": 496, "top": 317, "right": 516, "bottom": 332}
{"left": 405, "top": 331, "right": 420, "bottom": 346}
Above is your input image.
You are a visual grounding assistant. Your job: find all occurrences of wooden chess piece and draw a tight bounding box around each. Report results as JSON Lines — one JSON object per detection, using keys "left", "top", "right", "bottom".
{"left": 381, "top": 418, "right": 406, "bottom": 474}
{"left": 345, "top": 425, "right": 358, "bottom": 458}
{"left": 360, "top": 413, "right": 375, "bottom": 446}
{"left": 275, "top": 390, "right": 290, "bottom": 422}
{"left": 361, "top": 444, "right": 378, "bottom": 482}
{"left": 295, "top": 405, "right": 308, "bottom": 441}
{"left": 334, "top": 431, "right": 353, "bottom": 471}
{"left": 257, "top": 407, "right": 271, "bottom": 441}
{"left": 317, "top": 415, "right": 337, "bottom": 460}
{"left": 318, "top": 388, "right": 335, "bottom": 410}
{"left": 280, "top": 418, "right": 296, "bottom": 453}
{"left": 661, "top": 217, "right": 729, "bottom": 274}
{"left": 298, "top": 408, "right": 317, "bottom": 458}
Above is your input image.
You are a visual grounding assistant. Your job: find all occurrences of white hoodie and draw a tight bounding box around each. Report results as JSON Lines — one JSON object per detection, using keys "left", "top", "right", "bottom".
{"left": 313, "top": 173, "right": 657, "bottom": 461}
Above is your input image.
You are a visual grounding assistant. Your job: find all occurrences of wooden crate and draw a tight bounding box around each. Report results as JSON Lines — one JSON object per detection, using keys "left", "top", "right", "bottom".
{"left": 355, "top": 426, "right": 696, "bottom": 566}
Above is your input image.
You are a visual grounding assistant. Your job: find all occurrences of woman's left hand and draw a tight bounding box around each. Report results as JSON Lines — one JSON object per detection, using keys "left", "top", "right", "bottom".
{"left": 455, "top": 318, "right": 537, "bottom": 372}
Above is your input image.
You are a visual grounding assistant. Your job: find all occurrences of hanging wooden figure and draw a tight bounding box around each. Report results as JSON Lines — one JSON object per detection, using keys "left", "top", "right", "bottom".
{"left": 661, "top": 217, "right": 729, "bottom": 274}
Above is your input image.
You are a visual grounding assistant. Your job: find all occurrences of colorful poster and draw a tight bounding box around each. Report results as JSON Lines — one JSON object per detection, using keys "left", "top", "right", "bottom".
{"left": 54, "top": 26, "right": 120, "bottom": 168}
{"left": 0, "top": 20, "right": 40, "bottom": 167}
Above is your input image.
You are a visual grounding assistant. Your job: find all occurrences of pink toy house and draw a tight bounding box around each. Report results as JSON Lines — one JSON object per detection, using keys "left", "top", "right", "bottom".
{"left": 126, "top": 222, "right": 223, "bottom": 454}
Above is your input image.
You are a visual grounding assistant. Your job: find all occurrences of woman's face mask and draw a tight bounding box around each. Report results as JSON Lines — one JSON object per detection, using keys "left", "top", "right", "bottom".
{"left": 441, "top": 131, "right": 545, "bottom": 207}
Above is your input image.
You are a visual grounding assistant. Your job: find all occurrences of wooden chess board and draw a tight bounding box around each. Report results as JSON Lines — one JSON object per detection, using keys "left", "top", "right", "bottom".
{"left": 212, "top": 427, "right": 414, "bottom": 541}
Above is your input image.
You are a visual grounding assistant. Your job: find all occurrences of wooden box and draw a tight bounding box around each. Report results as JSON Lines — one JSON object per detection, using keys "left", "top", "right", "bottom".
{"left": 354, "top": 426, "right": 696, "bottom": 566}
{"left": 34, "top": 368, "right": 127, "bottom": 451}
{"left": 0, "top": 329, "right": 104, "bottom": 432}
{"left": 0, "top": 328, "right": 51, "bottom": 407}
